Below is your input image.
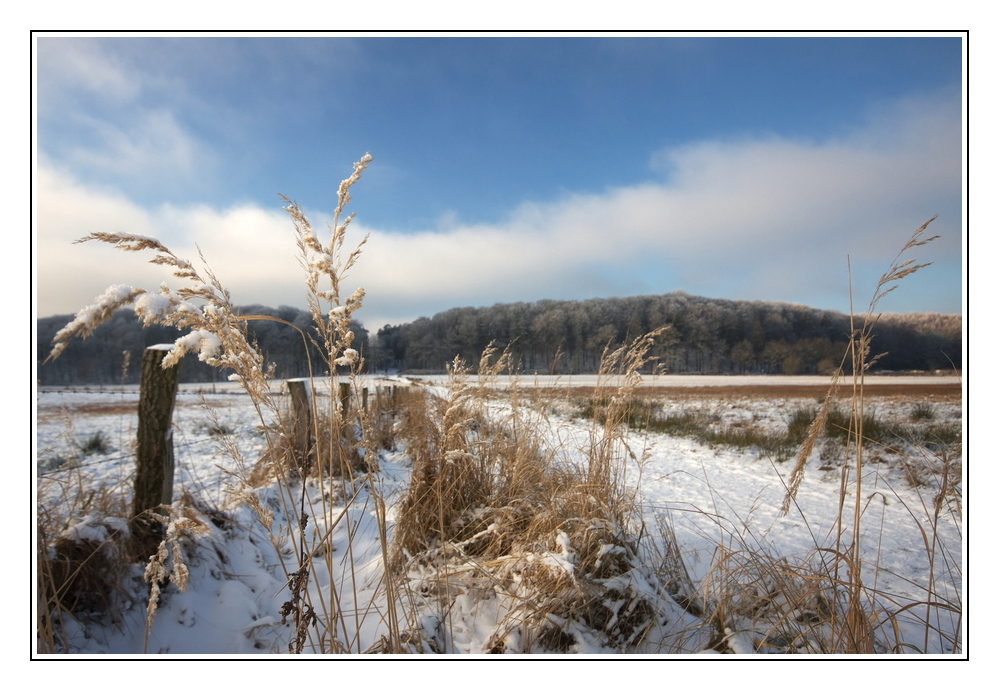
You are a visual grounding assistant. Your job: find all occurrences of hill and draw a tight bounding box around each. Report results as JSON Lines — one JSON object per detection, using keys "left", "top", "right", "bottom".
{"left": 372, "top": 292, "right": 961, "bottom": 375}
{"left": 36, "top": 292, "right": 960, "bottom": 385}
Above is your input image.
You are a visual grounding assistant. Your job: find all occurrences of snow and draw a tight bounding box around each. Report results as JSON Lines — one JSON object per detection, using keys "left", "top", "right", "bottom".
{"left": 172, "top": 329, "right": 223, "bottom": 362}
{"left": 50, "top": 285, "right": 141, "bottom": 348}
{"left": 134, "top": 292, "right": 175, "bottom": 323}
{"left": 335, "top": 348, "right": 359, "bottom": 366}
{"left": 60, "top": 515, "right": 129, "bottom": 544}
{"left": 34, "top": 376, "right": 964, "bottom": 659}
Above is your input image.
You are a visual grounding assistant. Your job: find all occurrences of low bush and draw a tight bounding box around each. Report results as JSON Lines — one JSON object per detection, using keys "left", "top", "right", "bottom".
{"left": 75, "top": 431, "right": 111, "bottom": 456}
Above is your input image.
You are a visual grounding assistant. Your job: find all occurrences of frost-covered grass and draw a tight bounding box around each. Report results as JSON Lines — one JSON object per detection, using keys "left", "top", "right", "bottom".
{"left": 574, "top": 388, "right": 961, "bottom": 463}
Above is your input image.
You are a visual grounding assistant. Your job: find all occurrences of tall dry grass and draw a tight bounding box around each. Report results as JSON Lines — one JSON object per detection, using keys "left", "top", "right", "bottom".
{"left": 382, "top": 338, "right": 692, "bottom": 653}
{"left": 720, "top": 217, "right": 963, "bottom": 655}
{"left": 40, "top": 154, "right": 396, "bottom": 653}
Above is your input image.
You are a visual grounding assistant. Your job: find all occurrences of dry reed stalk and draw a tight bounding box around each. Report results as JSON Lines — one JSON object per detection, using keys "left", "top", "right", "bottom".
{"left": 586, "top": 327, "right": 668, "bottom": 494}
{"left": 141, "top": 506, "right": 212, "bottom": 652}
{"left": 663, "top": 218, "right": 958, "bottom": 654}
{"left": 842, "top": 218, "right": 940, "bottom": 653}
{"left": 774, "top": 218, "right": 958, "bottom": 654}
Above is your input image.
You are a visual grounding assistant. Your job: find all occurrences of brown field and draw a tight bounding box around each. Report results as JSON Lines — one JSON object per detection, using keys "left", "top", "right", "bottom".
{"left": 556, "top": 383, "right": 962, "bottom": 400}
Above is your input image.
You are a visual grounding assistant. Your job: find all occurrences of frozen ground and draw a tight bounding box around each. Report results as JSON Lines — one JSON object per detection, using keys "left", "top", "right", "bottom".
{"left": 34, "top": 376, "right": 963, "bottom": 657}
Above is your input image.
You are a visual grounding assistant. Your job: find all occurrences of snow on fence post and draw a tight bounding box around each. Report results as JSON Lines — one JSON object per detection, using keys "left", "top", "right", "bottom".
{"left": 133, "top": 344, "right": 180, "bottom": 529}
{"left": 288, "top": 378, "right": 312, "bottom": 472}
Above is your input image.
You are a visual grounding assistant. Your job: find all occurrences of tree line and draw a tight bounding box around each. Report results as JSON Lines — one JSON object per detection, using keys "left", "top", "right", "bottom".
{"left": 36, "top": 292, "right": 961, "bottom": 385}
{"left": 371, "top": 292, "right": 961, "bottom": 376}
{"left": 36, "top": 305, "right": 370, "bottom": 385}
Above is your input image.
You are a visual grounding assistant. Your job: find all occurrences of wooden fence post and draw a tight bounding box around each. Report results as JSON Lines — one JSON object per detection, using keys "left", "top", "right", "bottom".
{"left": 133, "top": 345, "right": 180, "bottom": 526}
{"left": 287, "top": 378, "right": 312, "bottom": 471}
{"left": 339, "top": 382, "right": 351, "bottom": 417}
{"left": 362, "top": 387, "right": 369, "bottom": 412}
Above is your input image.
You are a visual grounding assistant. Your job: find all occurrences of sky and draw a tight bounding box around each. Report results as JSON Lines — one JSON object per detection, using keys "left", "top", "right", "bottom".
{"left": 33, "top": 33, "right": 965, "bottom": 332}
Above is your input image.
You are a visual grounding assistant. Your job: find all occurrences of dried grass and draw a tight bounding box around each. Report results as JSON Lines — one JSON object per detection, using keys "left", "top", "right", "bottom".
{"left": 385, "top": 335, "right": 684, "bottom": 653}
{"left": 40, "top": 155, "right": 385, "bottom": 654}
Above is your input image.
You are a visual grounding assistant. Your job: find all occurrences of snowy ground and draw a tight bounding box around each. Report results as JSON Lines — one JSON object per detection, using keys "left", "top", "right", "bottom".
{"left": 34, "top": 376, "right": 963, "bottom": 657}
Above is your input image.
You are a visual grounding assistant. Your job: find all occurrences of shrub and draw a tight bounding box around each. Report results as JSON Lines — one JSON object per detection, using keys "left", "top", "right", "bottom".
{"left": 910, "top": 402, "right": 937, "bottom": 421}
{"left": 75, "top": 431, "right": 111, "bottom": 456}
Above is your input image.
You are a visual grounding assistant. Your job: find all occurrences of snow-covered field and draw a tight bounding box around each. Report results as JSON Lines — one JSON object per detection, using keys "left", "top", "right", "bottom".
{"left": 34, "top": 376, "right": 963, "bottom": 657}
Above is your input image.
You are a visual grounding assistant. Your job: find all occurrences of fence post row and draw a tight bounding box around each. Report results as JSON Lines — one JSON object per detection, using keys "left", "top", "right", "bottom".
{"left": 134, "top": 364, "right": 383, "bottom": 530}
{"left": 336, "top": 382, "right": 373, "bottom": 416}
{"left": 133, "top": 345, "right": 180, "bottom": 524}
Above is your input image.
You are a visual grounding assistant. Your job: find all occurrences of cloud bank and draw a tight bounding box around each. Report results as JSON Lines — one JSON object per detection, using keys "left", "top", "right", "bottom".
{"left": 36, "top": 91, "right": 962, "bottom": 332}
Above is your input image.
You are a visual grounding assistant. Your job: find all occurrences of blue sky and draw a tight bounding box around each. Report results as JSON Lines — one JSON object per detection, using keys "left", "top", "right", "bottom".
{"left": 35, "top": 34, "right": 965, "bottom": 331}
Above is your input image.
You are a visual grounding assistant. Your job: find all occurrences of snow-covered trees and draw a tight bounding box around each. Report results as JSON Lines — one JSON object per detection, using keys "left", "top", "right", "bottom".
{"left": 371, "top": 292, "right": 961, "bottom": 375}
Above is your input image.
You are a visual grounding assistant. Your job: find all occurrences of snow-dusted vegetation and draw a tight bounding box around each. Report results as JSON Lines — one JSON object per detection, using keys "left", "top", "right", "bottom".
{"left": 36, "top": 372, "right": 962, "bottom": 655}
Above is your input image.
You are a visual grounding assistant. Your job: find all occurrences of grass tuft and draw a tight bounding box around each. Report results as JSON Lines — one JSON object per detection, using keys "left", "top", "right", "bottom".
{"left": 75, "top": 431, "right": 112, "bottom": 456}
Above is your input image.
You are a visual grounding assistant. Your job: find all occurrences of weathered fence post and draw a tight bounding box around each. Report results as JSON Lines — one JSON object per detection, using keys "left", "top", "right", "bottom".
{"left": 339, "top": 381, "right": 351, "bottom": 416}
{"left": 362, "top": 387, "right": 369, "bottom": 412}
{"left": 287, "top": 378, "right": 312, "bottom": 471}
{"left": 133, "top": 345, "right": 180, "bottom": 528}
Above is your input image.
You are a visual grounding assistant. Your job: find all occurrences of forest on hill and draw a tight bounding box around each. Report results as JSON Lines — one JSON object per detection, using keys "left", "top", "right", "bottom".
{"left": 36, "top": 292, "right": 961, "bottom": 385}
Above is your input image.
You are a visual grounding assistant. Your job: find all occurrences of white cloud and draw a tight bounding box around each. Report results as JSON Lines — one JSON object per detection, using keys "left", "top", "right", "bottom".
{"left": 36, "top": 37, "right": 140, "bottom": 105}
{"left": 36, "top": 166, "right": 158, "bottom": 316}
{"left": 35, "top": 166, "right": 303, "bottom": 317}
{"left": 349, "top": 94, "right": 961, "bottom": 324}
{"left": 36, "top": 91, "right": 962, "bottom": 331}
{"left": 62, "top": 110, "right": 204, "bottom": 185}
{"left": 36, "top": 38, "right": 216, "bottom": 198}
